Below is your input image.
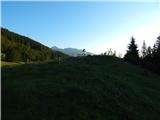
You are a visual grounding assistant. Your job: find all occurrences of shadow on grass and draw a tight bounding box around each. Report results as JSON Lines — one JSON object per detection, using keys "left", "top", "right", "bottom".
{"left": 2, "top": 56, "right": 160, "bottom": 120}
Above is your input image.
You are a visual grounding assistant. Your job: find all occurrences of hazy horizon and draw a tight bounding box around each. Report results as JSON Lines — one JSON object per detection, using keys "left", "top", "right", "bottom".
{"left": 2, "top": 1, "right": 160, "bottom": 55}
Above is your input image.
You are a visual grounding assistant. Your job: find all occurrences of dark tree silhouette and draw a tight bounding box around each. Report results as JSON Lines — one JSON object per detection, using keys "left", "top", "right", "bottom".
{"left": 152, "top": 35, "right": 160, "bottom": 59}
{"left": 146, "top": 46, "right": 152, "bottom": 56}
{"left": 143, "top": 46, "right": 152, "bottom": 63}
{"left": 152, "top": 35, "right": 160, "bottom": 73}
{"left": 155, "top": 35, "right": 160, "bottom": 53}
{"left": 152, "top": 44, "right": 157, "bottom": 54}
{"left": 141, "top": 40, "right": 147, "bottom": 58}
{"left": 140, "top": 35, "right": 160, "bottom": 74}
{"left": 124, "top": 36, "right": 139, "bottom": 64}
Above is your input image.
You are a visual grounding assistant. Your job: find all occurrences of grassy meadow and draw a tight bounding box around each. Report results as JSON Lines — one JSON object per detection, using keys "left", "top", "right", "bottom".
{"left": 1, "top": 61, "right": 25, "bottom": 67}
{"left": 2, "top": 56, "right": 160, "bottom": 120}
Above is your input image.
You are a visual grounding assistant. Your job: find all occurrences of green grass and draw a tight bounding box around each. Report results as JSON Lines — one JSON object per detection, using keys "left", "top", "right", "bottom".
{"left": 2, "top": 56, "right": 160, "bottom": 120}
{"left": 1, "top": 61, "right": 25, "bottom": 67}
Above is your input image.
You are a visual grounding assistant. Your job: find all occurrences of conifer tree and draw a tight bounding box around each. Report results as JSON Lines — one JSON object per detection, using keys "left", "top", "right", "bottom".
{"left": 146, "top": 46, "right": 152, "bottom": 57}
{"left": 124, "top": 36, "right": 139, "bottom": 64}
{"left": 156, "top": 35, "right": 160, "bottom": 53}
{"left": 152, "top": 35, "right": 160, "bottom": 57}
{"left": 144, "top": 46, "right": 152, "bottom": 62}
{"left": 151, "top": 35, "right": 160, "bottom": 73}
{"left": 141, "top": 40, "right": 147, "bottom": 58}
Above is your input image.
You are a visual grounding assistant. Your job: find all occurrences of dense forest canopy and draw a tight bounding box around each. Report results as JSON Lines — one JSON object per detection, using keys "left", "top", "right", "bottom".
{"left": 1, "top": 28, "right": 67, "bottom": 62}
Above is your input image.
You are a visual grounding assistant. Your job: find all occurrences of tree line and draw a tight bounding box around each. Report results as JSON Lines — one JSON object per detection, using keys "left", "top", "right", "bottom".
{"left": 1, "top": 27, "right": 160, "bottom": 74}
{"left": 1, "top": 28, "right": 67, "bottom": 62}
{"left": 124, "top": 35, "right": 160, "bottom": 74}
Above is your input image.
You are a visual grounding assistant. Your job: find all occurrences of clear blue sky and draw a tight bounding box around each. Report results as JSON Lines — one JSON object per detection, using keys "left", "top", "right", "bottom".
{"left": 2, "top": 1, "right": 160, "bottom": 55}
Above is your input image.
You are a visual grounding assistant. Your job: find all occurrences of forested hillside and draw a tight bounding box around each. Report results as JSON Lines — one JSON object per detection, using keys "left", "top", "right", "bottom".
{"left": 1, "top": 28, "right": 67, "bottom": 62}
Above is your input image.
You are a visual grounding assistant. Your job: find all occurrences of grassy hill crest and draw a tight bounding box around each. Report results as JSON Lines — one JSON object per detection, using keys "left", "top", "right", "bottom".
{"left": 2, "top": 56, "right": 160, "bottom": 120}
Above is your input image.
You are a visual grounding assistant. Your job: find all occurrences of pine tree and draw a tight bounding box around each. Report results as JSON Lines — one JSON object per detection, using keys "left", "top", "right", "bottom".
{"left": 141, "top": 40, "right": 147, "bottom": 58}
{"left": 146, "top": 46, "right": 152, "bottom": 56}
{"left": 143, "top": 46, "right": 152, "bottom": 64}
{"left": 156, "top": 35, "right": 160, "bottom": 53}
{"left": 151, "top": 35, "right": 160, "bottom": 73}
{"left": 152, "top": 35, "right": 160, "bottom": 57}
{"left": 124, "top": 36, "right": 139, "bottom": 64}
{"left": 152, "top": 44, "right": 157, "bottom": 54}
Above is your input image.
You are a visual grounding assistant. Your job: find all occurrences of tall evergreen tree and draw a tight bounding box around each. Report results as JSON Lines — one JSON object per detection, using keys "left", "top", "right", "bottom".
{"left": 141, "top": 40, "right": 147, "bottom": 58}
{"left": 140, "top": 35, "right": 160, "bottom": 74}
{"left": 144, "top": 46, "right": 152, "bottom": 62}
{"left": 124, "top": 36, "right": 139, "bottom": 64}
{"left": 151, "top": 35, "right": 160, "bottom": 73}
{"left": 152, "top": 35, "right": 160, "bottom": 57}
{"left": 146, "top": 46, "right": 152, "bottom": 56}
{"left": 155, "top": 35, "right": 160, "bottom": 53}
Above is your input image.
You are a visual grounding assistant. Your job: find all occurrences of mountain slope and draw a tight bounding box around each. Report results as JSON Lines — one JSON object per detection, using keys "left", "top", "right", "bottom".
{"left": 2, "top": 56, "right": 160, "bottom": 120}
{"left": 52, "top": 46, "right": 93, "bottom": 56}
{"left": 1, "top": 28, "right": 67, "bottom": 62}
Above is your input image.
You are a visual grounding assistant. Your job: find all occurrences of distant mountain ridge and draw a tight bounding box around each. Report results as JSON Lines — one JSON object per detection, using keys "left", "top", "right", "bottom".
{"left": 52, "top": 46, "right": 94, "bottom": 56}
